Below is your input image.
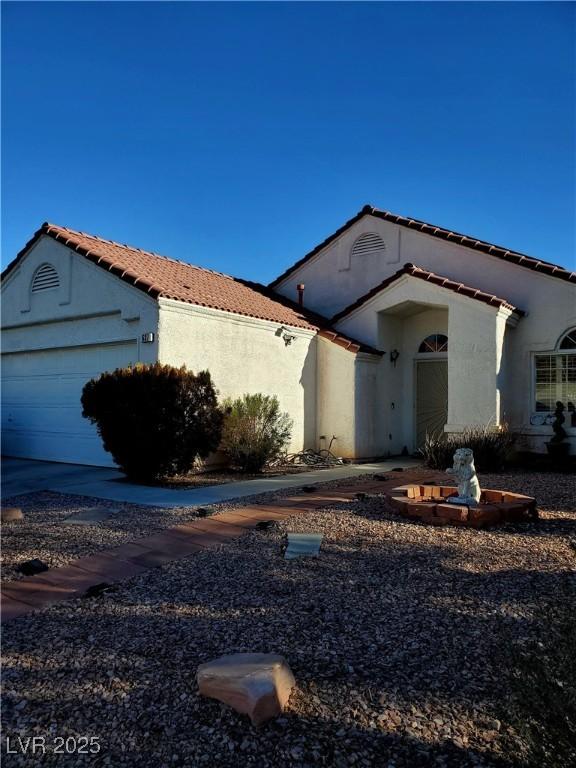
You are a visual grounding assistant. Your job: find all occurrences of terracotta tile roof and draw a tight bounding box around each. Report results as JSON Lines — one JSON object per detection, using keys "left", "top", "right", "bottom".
{"left": 331, "top": 263, "right": 525, "bottom": 322}
{"left": 3, "top": 222, "right": 382, "bottom": 356}
{"left": 270, "top": 204, "right": 576, "bottom": 287}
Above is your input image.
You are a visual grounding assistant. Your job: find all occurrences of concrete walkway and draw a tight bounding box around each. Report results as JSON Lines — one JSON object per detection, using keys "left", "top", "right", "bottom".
{"left": 2, "top": 457, "right": 420, "bottom": 508}
{"left": 1, "top": 468, "right": 434, "bottom": 623}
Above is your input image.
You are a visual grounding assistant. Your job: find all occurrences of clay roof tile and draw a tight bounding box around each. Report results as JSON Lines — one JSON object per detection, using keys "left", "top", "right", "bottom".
{"left": 2, "top": 222, "right": 382, "bottom": 358}
{"left": 270, "top": 205, "right": 575, "bottom": 287}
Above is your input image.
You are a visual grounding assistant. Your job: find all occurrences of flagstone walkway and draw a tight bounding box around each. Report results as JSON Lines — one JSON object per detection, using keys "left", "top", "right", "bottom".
{"left": 1, "top": 469, "right": 442, "bottom": 623}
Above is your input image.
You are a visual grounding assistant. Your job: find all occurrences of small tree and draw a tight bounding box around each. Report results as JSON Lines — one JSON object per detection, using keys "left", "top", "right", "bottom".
{"left": 81, "top": 364, "right": 223, "bottom": 482}
{"left": 221, "top": 393, "right": 292, "bottom": 472}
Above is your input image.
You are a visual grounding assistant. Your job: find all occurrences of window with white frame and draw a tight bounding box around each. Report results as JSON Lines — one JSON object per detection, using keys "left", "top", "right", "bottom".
{"left": 534, "top": 329, "right": 576, "bottom": 413}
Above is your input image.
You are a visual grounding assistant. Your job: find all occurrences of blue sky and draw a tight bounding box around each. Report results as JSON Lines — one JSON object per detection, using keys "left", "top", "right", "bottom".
{"left": 2, "top": 1, "right": 575, "bottom": 279}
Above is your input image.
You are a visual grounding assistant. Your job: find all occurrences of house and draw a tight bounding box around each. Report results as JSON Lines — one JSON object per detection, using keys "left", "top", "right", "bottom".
{"left": 1, "top": 206, "right": 575, "bottom": 467}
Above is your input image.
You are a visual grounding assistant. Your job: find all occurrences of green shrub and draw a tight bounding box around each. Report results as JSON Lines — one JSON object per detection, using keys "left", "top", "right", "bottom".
{"left": 419, "top": 424, "right": 515, "bottom": 472}
{"left": 81, "top": 364, "right": 223, "bottom": 482}
{"left": 221, "top": 394, "right": 292, "bottom": 472}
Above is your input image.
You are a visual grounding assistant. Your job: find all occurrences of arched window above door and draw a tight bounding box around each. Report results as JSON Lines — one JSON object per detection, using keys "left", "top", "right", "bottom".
{"left": 418, "top": 334, "right": 448, "bottom": 353}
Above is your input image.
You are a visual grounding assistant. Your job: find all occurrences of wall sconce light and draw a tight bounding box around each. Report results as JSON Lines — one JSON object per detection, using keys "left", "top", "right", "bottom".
{"left": 275, "top": 326, "right": 296, "bottom": 346}
{"left": 390, "top": 349, "right": 400, "bottom": 367}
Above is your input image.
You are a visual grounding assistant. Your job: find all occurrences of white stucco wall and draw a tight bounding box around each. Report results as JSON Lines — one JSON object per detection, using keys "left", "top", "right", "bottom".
{"left": 275, "top": 216, "right": 405, "bottom": 318}
{"left": 315, "top": 336, "right": 382, "bottom": 458}
{"left": 316, "top": 337, "right": 357, "bottom": 457}
{"left": 274, "top": 213, "right": 575, "bottom": 320}
{"left": 1, "top": 237, "right": 159, "bottom": 360}
{"left": 157, "top": 299, "right": 317, "bottom": 452}
{"left": 275, "top": 214, "right": 576, "bottom": 452}
{"left": 335, "top": 275, "right": 517, "bottom": 451}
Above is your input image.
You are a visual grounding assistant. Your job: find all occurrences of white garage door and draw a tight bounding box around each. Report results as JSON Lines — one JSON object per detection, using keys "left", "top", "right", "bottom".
{"left": 1, "top": 341, "right": 137, "bottom": 467}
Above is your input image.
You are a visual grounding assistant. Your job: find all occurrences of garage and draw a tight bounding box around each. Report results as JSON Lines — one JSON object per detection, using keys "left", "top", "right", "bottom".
{"left": 1, "top": 341, "right": 137, "bottom": 466}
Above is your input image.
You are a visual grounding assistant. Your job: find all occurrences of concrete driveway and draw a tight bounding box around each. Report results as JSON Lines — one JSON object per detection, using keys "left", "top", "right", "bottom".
{"left": 1, "top": 456, "right": 422, "bottom": 508}
{"left": 1, "top": 457, "right": 122, "bottom": 499}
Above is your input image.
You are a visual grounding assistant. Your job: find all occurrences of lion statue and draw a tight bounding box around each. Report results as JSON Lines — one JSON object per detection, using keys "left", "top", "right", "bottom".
{"left": 445, "top": 447, "right": 481, "bottom": 505}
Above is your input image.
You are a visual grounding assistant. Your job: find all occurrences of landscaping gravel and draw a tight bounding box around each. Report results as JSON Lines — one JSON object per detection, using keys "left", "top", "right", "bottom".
{"left": 0, "top": 471, "right": 408, "bottom": 582}
{"left": 0, "top": 493, "right": 198, "bottom": 582}
{"left": 1, "top": 470, "right": 575, "bottom": 766}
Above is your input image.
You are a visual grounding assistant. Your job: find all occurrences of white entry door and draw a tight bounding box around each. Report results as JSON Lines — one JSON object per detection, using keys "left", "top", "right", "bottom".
{"left": 415, "top": 359, "right": 448, "bottom": 449}
{"left": 1, "top": 341, "right": 137, "bottom": 466}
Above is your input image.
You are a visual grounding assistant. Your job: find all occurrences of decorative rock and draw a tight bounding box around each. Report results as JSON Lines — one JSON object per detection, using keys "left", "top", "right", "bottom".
{"left": 302, "top": 485, "right": 318, "bottom": 493}
{"left": 374, "top": 474, "right": 388, "bottom": 481}
{"left": 83, "top": 582, "right": 114, "bottom": 599}
{"left": 196, "top": 507, "right": 213, "bottom": 517}
{"left": 17, "top": 558, "right": 49, "bottom": 576}
{"left": 256, "top": 520, "right": 275, "bottom": 531}
{"left": 285, "top": 532, "right": 323, "bottom": 559}
{"left": 197, "top": 653, "right": 296, "bottom": 726}
{"left": 1, "top": 507, "right": 23, "bottom": 523}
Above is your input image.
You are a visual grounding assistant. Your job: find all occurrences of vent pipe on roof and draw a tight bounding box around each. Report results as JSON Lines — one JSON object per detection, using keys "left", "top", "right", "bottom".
{"left": 297, "top": 283, "right": 305, "bottom": 307}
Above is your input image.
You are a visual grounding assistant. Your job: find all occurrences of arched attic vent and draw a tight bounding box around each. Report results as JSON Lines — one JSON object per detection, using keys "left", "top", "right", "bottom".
{"left": 350, "top": 232, "right": 387, "bottom": 259}
{"left": 31, "top": 263, "right": 60, "bottom": 293}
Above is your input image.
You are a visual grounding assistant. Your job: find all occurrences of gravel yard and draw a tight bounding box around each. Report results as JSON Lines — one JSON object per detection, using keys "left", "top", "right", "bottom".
{"left": 2, "top": 470, "right": 575, "bottom": 767}
{"left": 0, "top": 471, "right": 397, "bottom": 582}
{"left": 0, "top": 493, "right": 202, "bottom": 582}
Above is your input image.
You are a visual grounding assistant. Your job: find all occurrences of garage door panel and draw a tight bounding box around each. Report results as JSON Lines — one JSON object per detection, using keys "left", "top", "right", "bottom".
{"left": 3, "top": 404, "right": 100, "bottom": 435}
{"left": 3, "top": 374, "right": 100, "bottom": 406}
{"left": 1, "top": 342, "right": 137, "bottom": 467}
{"left": 2, "top": 429, "right": 109, "bottom": 466}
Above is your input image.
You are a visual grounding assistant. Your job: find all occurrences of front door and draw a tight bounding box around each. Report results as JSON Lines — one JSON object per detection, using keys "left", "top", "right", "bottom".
{"left": 415, "top": 360, "right": 448, "bottom": 449}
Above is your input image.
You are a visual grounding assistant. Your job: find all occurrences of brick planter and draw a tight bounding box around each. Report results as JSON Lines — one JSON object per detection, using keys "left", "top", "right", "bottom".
{"left": 388, "top": 485, "right": 537, "bottom": 528}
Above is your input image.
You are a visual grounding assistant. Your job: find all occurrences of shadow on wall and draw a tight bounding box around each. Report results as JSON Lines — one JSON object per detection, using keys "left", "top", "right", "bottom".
{"left": 299, "top": 340, "right": 317, "bottom": 451}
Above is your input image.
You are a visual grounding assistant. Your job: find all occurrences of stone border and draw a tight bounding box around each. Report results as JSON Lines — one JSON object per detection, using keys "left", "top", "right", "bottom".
{"left": 389, "top": 485, "right": 538, "bottom": 528}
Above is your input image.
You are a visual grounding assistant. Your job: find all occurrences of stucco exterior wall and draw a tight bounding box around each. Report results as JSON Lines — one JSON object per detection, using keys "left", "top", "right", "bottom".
{"left": 316, "top": 337, "right": 356, "bottom": 457}
{"left": 1, "top": 237, "right": 159, "bottom": 361}
{"left": 274, "top": 213, "right": 575, "bottom": 320}
{"left": 348, "top": 307, "right": 448, "bottom": 456}
{"left": 275, "top": 216, "right": 405, "bottom": 317}
{"left": 502, "top": 281, "right": 576, "bottom": 452}
{"left": 275, "top": 216, "right": 576, "bottom": 452}
{"left": 445, "top": 304, "right": 510, "bottom": 430}
{"left": 315, "top": 337, "right": 381, "bottom": 458}
{"left": 334, "top": 276, "right": 515, "bottom": 451}
{"left": 157, "top": 299, "right": 317, "bottom": 452}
